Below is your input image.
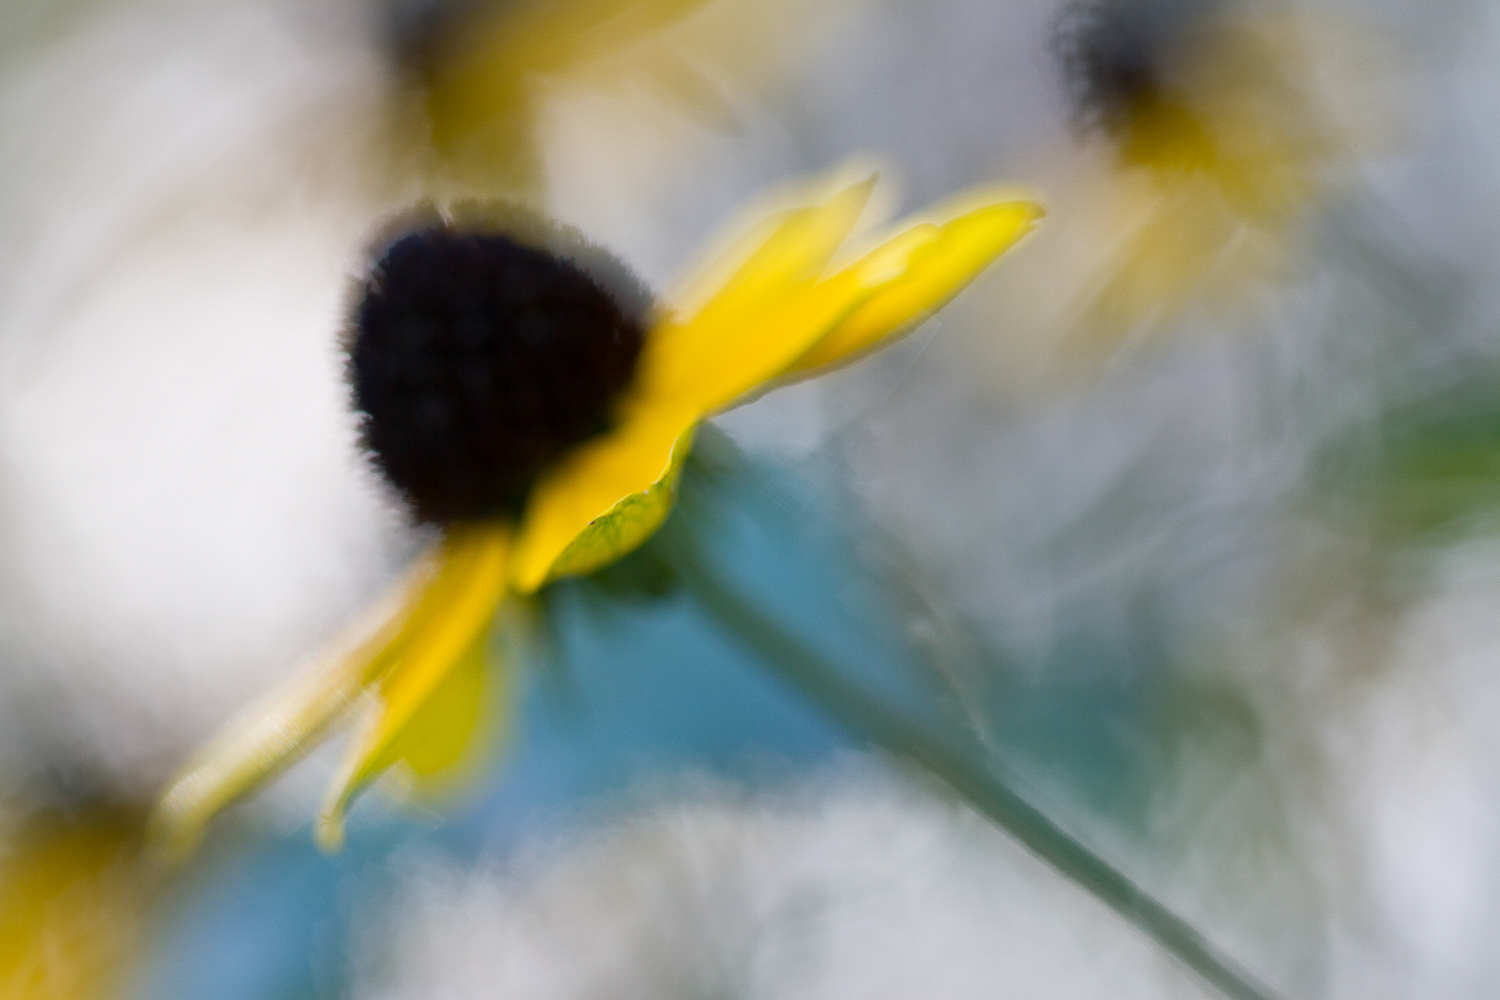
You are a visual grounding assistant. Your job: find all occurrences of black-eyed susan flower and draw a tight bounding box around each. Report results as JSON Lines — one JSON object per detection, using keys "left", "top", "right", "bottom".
{"left": 150, "top": 173, "right": 1042, "bottom": 856}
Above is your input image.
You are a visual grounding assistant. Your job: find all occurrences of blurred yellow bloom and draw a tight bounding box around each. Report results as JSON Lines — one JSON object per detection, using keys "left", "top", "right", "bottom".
{"left": 0, "top": 806, "right": 148, "bottom": 1000}
{"left": 150, "top": 175, "right": 1042, "bottom": 856}
{"left": 405, "top": 0, "right": 838, "bottom": 195}
{"left": 408, "top": 0, "right": 710, "bottom": 191}
{"left": 1055, "top": 3, "right": 1370, "bottom": 338}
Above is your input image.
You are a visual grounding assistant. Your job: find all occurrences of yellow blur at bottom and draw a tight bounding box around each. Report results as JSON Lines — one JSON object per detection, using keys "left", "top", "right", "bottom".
{"left": 0, "top": 806, "right": 151, "bottom": 1000}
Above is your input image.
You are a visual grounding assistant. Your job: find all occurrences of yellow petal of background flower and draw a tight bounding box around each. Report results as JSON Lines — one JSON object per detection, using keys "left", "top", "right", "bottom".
{"left": 419, "top": 0, "right": 712, "bottom": 192}
{"left": 316, "top": 524, "right": 510, "bottom": 850}
{"left": 792, "top": 197, "right": 1044, "bottom": 373}
{"left": 510, "top": 404, "right": 698, "bottom": 594}
{"left": 1, "top": 806, "right": 147, "bottom": 1000}
{"left": 148, "top": 549, "right": 445, "bottom": 861}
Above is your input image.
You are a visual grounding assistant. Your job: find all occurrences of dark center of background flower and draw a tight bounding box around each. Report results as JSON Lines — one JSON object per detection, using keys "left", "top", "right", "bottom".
{"left": 1054, "top": 0, "right": 1225, "bottom": 171}
{"left": 349, "top": 215, "right": 648, "bottom": 524}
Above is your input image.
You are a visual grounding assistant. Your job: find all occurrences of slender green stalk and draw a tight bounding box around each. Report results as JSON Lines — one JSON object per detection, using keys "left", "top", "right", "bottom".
{"left": 673, "top": 538, "right": 1283, "bottom": 1000}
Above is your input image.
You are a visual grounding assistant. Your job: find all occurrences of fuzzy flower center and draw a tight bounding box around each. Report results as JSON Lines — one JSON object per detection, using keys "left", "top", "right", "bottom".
{"left": 349, "top": 218, "right": 647, "bottom": 524}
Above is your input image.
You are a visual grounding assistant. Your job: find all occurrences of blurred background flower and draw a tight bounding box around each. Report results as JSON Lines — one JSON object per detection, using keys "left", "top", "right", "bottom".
{"left": 4, "top": 0, "right": 1500, "bottom": 998}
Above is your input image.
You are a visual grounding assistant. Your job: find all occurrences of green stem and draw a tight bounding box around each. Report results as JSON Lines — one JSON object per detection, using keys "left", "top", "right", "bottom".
{"left": 674, "top": 540, "right": 1283, "bottom": 1000}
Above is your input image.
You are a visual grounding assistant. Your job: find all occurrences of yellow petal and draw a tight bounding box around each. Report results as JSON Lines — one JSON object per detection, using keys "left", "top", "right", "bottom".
{"left": 509, "top": 404, "right": 697, "bottom": 594}
{"left": 353, "top": 603, "right": 510, "bottom": 821}
{"left": 792, "top": 198, "right": 1044, "bottom": 373}
{"left": 666, "top": 264, "right": 879, "bottom": 413}
{"left": 386, "top": 624, "right": 498, "bottom": 781}
{"left": 148, "top": 549, "right": 444, "bottom": 861}
{"left": 642, "top": 177, "right": 875, "bottom": 405}
{"left": 316, "top": 524, "right": 510, "bottom": 850}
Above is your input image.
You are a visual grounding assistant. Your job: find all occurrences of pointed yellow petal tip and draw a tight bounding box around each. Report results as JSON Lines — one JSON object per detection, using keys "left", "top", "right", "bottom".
{"left": 661, "top": 165, "right": 886, "bottom": 323}
{"left": 790, "top": 192, "right": 1045, "bottom": 374}
{"left": 141, "top": 548, "right": 450, "bottom": 859}
{"left": 309, "top": 526, "right": 510, "bottom": 846}
{"left": 840, "top": 173, "right": 879, "bottom": 212}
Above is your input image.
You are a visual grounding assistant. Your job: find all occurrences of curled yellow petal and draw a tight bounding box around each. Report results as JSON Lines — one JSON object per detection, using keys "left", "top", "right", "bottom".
{"left": 643, "top": 177, "right": 875, "bottom": 404}
{"left": 148, "top": 549, "right": 444, "bottom": 861}
{"left": 316, "top": 524, "right": 510, "bottom": 850}
{"left": 793, "top": 197, "right": 1044, "bottom": 373}
{"left": 668, "top": 264, "right": 877, "bottom": 414}
{"left": 510, "top": 404, "right": 697, "bottom": 594}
